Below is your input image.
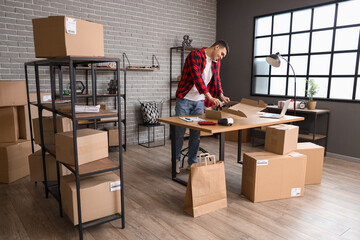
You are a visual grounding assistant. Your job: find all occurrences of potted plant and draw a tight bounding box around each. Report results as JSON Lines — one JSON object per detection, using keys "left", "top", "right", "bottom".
{"left": 306, "top": 79, "right": 319, "bottom": 110}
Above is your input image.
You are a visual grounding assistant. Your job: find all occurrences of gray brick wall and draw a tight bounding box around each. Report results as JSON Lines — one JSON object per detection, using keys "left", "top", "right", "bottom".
{"left": 0, "top": 0, "right": 217, "bottom": 144}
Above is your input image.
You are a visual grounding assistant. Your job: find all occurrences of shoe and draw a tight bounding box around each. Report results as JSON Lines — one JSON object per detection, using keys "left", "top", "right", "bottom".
{"left": 176, "top": 160, "right": 181, "bottom": 173}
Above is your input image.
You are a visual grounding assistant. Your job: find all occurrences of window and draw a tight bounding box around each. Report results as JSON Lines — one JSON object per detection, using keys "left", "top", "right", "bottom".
{"left": 252, "top": 0, "right": 360, "bottom": 102}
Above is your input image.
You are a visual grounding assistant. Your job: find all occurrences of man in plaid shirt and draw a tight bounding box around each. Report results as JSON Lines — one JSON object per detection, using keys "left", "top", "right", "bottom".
{"left": 175, "top": 40, "right": 230, "bottom": 173}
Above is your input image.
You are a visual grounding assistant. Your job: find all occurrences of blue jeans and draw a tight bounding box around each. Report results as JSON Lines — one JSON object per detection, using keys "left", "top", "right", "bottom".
{"left": 175, "top": 98, "right": 204, "bottom": 166}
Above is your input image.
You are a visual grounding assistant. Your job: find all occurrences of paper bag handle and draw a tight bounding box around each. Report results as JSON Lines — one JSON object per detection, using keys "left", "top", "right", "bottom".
{"left": 205, "top": 155, "right": 216, "bottom": 165}
{"left": 198, "top": 153, "right": 210, "bottom": 165}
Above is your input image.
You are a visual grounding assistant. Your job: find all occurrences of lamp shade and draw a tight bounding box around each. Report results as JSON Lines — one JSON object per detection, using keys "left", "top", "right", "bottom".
{"left": 266, "top": 53, "right": 281, "bottom": 67}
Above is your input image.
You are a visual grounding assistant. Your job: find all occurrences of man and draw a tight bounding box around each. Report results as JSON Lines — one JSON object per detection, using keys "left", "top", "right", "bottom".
{"left": 175, "top": 40, "right": 230, "bottom": 173}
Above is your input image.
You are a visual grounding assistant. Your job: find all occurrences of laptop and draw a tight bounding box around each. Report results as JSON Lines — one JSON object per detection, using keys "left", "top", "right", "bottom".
{"left": 260, "top": 99, "right": 291, "bottom": 119}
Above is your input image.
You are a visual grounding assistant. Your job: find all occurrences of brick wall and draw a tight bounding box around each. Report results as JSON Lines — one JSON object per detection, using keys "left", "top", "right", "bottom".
{"left": 0, "top": 0, "right": 217, "bottom": 144}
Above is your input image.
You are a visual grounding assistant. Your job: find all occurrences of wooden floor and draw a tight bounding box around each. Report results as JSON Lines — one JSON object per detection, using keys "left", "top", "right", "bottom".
{"left": 1, "top": 137, "right": 360, "bottom": 240}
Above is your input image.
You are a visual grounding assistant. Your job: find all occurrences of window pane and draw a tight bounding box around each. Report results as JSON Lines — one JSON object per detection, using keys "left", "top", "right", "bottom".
{"left": 356, "top": 79, "right": 360, "bottom": 100}
{"left": 309, "top": 78, "right": 329, "bottom": 98}
{"left": 271, "top": 58, "right": 288, "bottom": 75}
{"left": 288, "top": 77, "right": 306, "bottom": 97}
{"left": 289, "top": 56, "right": 308, "bottom": 75}
{"left": 337, "top": 0, "right": 360, "bottom": 26}
{"left": 270, "top": 77, "right": 286, "bottom": 95}
{"left": 255, "top": 16, "right": 272, "bottom": 36}
{"left": 292, "top": 9, "right": 311, "bottom": 32}
{"left": 254, "top": 37, "right": 271, "bottom": 56}
{"left": 254, "top": 58, "right": 269, "bottom": 75}
{"left": 311, "top": 30, "right": 333, "bottom": 52}
{"left": 330, "top": 77, "right": 354, "bottom": 99}
{"left": 273, "top": 13, "right": 291, "bottom": 34}
{"left": 332, "top": 53, "right": 357, "bottom": 75}
{"left": 313, "top": 4, "right": 335, "bottom": 29}
{"left": 290, "top": 33, "right": 309, "bottom": 54}
{"left": 272, "top": 35, "right": 289, "bottom": 55}
{"left": 309, "top": 54, "right": 331, "bottom": 75}
{"left": 254, "top": 77, "right": 269, "bottom": 94}
{"left": 334, "top": 27, "right": 360, "bottom": 51}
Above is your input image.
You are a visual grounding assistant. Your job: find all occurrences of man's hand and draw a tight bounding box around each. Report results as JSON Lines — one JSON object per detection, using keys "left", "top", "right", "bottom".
{"left": 220, "top": 94, "right": 230, "bottom": 104}
{"left": 205, "top": 92, "right": 221, "bottom": 106}
{"left": 210, "top": 97, "right": 222, "bottom": 107}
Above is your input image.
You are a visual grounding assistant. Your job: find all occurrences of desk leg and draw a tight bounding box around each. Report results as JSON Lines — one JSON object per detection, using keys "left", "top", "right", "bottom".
{"left": 170, "top": 125, "right": 187, "bottom": 186}
{"left": 219, "top": 132, "right": 225, "bottom": 161}
{"left": 237, "top": 130, "right": 243, "bottom": 164}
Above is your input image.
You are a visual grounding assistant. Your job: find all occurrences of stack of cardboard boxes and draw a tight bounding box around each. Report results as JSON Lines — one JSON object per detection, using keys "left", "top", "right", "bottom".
{"left": 242, "top": 124, "right": 325, "bottom": 202}
{"left": 55, "top": 128, "right": 121, "bottom": 225}
{"left": 0, "top": 81, "right": 32, "bottom": 183}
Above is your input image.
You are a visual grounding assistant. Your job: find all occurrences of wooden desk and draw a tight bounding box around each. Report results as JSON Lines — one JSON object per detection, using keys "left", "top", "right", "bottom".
{"left": 158, "top": 114, "right": 304, "bottom": 186}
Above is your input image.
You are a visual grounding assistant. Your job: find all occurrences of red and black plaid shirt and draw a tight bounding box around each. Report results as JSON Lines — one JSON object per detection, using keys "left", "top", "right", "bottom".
{"left": 176, "top": 47, "right": 223, "bottom": 107}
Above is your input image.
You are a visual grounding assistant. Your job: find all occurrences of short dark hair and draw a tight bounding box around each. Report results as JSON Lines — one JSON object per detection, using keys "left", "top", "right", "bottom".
{"left": 211, "top": 40, "right": 230, "bottom": 55}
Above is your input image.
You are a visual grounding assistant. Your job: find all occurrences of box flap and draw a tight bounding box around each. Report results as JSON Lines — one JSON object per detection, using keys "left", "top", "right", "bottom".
{"left": 222, "top": 98, "right": 267, "bottom": 118}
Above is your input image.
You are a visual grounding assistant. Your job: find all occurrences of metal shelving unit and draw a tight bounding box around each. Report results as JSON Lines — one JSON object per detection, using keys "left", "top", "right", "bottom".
{"left": 24, "top": 56, "right": 125, "bottom": 240}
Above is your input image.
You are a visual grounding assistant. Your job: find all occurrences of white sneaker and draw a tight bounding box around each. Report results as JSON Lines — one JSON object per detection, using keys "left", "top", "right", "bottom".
{"left": 176, "top": 160, "right": 181, "bottom": 173}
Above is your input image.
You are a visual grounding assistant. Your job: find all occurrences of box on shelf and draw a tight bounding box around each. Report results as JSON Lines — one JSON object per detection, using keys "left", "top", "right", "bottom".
{"left": 28, "top": 150, "right": 71, "bottom": 182}
{"left": 205, "top": 98, "right": 267, "bottom": 120}
{"left": 32, "top": 16, "right": 104, "bottom": 58}
{"left": 0, "top": 81, "right": 27, "bottom": 107}
{"left": 265, "top": 124, "right": 299, "bottom": 155}
{"left": 60, "top": 172, "right": 121, "bottom": 225}
{"left": 225, "top": 129, "right": 250, "bottom": 143}
{"left": 0, "top": 106, "right": 30, "bottom": 143}
{"left": 296, "top": 142, "right": 325, "bottom": 185}
{"left": 33, "top": 116, "right": 72, "bottom": 145}
{"left": 0, "top": 140, "right": 32, "bottom": 183}
{"left": 55, "top": 128, "right": 108, "bottom": 166}
{"left": 104, "top": 126, "right": 119, "bottom": 147}
{"left": 242, "top": 151, "right": 307, "bottom": 202}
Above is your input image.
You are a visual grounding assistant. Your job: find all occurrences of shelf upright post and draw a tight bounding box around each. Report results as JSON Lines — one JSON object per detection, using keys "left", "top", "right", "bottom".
{"left": 34, "top": 62, "right": 49, "bottom": 198}
{"left": 123, "top": 70, "right": 127, "bottom": 151}
{"left": 91, "top": 63, "right": 97, "bottom": 129}
{"left": 24, "top": 63, "right": 35, "bottom": 153}
{"left": 116, "top": 59, "right": 125, "bottom": 229}
{"left": 50, "top": 63, "right": 63, "bottom": 217}
{"left": 59, "top": 66, "right": 64, "bottom": 100}
{"left": 69, "top": 58, "right": 83, "bottom": 240}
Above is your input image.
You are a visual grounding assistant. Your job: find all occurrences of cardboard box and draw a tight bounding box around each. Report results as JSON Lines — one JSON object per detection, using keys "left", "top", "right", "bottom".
{"left": 205, "top": 98, "right": 267, "bottom": 119}
{"left": 61, "top": 172, "right": 121, "bottom": 225}
{"left": 0, "top": 140, "right": 32, "bottom": 183}
{"left": 28, "top": 150, "right": 71, "bottom": 182}
{"left": 33, "top": 116, "right": 72, "bottom": 145}
{"left": 0, "top": 81, "right": 27, "bottom": 107}
{"left": 225, "top": 129, "right": 250, "bottom": 143}
{"left": 55, "top": 128, "right": 108, "bottom": 166}
{"left": 32, "top": 16, "right": 104, "bottom": 58}
{"left": 296, "top": 142, "right": 325, "bottom": 185}
{"left": 265, "top": 124, "right": 299, "bottom": 155}
{"left": 0, "top": 106, "right": 30, "bottom": 143}
{"left": 242, "top": 151, "right": 307, "bottom": 202}
{"left": 104, "top": 126, "right": 119, "bottom": 147}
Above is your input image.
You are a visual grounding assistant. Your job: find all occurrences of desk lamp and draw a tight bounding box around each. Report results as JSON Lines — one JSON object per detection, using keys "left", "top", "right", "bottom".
{"left": 266, "top": 52, "right": 297, "bottom": 116}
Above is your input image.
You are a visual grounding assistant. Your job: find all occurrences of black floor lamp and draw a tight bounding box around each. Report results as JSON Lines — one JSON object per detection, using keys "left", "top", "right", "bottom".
{"left": 266, "top": 52, "right": 297, "bottom": 116}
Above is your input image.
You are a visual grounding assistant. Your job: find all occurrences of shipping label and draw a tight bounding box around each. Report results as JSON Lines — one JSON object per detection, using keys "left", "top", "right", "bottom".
{"left": 66, "top": 17, "right": 77, "bottom": 34}
{"left": 256, "top": 160, "right": 268, "bottom": 166}
{"left": 291, "top": 187, "right": 301, "bottom": 196}
{"left": 110, "top": 180, "right": 121, "bottom": 192}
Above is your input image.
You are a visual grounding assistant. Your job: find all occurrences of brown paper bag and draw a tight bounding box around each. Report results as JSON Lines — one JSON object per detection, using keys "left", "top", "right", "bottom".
{"left": 184, "top": 154, "right": 227, "bottom": 217}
